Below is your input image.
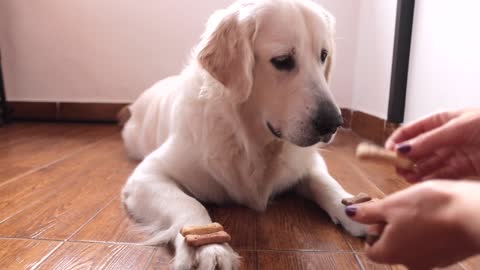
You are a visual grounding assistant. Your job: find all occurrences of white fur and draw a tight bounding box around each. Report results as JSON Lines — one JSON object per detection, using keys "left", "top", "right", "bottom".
{"left": 121, "top": 1, "right": 366, "bottom": 269}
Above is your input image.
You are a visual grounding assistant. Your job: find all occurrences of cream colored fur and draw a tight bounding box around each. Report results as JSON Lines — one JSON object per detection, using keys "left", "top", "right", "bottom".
{"left": 121, "top": 1, "right": 366, "bottom": 269}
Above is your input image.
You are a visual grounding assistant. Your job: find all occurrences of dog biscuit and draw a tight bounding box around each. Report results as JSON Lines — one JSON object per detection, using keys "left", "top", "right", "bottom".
{"left": 185, "top": 231, "right": 232, "bottom": 247}
{"left": 180, "top": 222, "right": 224, "bottom": 237}
{"left": 341, "top": 193, "right": 372, "bottom": 206}
{"left": 356, "top": 142, "right": 414, "bottom": 170}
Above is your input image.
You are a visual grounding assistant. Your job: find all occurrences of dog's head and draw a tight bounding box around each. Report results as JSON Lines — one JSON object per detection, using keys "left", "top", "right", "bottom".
{"left": 196, "top": 0, "right": 343, "bottom": 147}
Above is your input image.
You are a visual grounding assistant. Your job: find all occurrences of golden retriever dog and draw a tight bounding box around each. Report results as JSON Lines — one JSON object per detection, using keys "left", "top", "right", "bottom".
{"left": 121, "top": 0, "right": 366, "bottom": 268}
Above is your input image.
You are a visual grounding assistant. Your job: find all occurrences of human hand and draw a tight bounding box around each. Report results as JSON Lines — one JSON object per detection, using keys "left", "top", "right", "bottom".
{"left": 345, "top": 181, "right": 480, "bottom": 270}
{"left": 385, "top": 109, "right": 480, "bottom": 181}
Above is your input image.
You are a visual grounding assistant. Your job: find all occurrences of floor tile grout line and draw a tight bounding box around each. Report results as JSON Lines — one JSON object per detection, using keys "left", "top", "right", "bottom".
{"left": 66, "top": 196, "right": 117, "bottom": 241}
{"left": 353, "top": 252, "right": 367, "bottom": 270}
{"left": 30, "top": 241, "right": 65, "bottom": 270}
{"left": 0, "top": 236, "right": 63, "bottom": 242}
{"left": 340, "top": 230, "right": 357, "bottom": 253}
{"left": 141, "top": 249, "right": 157, "bottom": 270}
{"left": 0, "top": 133, "right": 118, "bottom": 190}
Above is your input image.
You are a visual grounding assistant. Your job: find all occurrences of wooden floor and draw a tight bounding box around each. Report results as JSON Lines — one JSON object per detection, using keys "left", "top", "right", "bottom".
{"left": 0, "top": 122, "right": 478, "bottom": 270}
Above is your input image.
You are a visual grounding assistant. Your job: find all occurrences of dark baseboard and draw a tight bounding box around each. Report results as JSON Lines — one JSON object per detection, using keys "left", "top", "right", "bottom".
{"left": 8, "top": 102, "right": 128, "bottom": 123}
{"left": 341, "top": 108, "right": 399, "bottom": 145}
{"left": 7, "top": 102, "right": 398, "bottom": 144}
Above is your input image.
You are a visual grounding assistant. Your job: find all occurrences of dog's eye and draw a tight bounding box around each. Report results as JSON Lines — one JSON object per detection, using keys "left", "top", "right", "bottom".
{"left": 271, "top": 55, "right": 295, "bottom": 71}
{"left": 320, "top": 49, "right": 329, "bottom": 63}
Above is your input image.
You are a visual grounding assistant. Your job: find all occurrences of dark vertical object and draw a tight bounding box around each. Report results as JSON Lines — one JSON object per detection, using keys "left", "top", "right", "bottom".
{"left": 0, "top": 55, "right": 8, "bottom": 125}
{"left": 388, "top": 0, "right": 415, "bottom": 123}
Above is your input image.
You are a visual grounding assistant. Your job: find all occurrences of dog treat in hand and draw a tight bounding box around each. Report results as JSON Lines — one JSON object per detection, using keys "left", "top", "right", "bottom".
{"left": 180, "top": 222, "right": 224, "bottom": 237}
{"left": 341, "top": 193, "right": 372, "bottom": 206}
{"left": 356, "top": 142, "right": 414, "bottom": 170}
{"left": 185, "top": 231, "right": 232, "bottom": 247}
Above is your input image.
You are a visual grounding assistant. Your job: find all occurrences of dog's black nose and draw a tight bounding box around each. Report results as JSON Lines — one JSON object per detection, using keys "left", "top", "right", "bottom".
{"left": 312, "top": 103, "right": 343, "bottom": 136}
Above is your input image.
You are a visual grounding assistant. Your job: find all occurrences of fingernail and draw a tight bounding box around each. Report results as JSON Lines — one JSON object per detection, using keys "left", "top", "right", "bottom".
{"left": 396, "top": 143, "right": 412, "bottom": 154}
{"left": 345, "top": 206, "right": 357, "bottom": 217}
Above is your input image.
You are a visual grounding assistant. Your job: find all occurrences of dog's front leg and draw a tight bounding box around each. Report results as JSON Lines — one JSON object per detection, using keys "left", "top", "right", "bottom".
{"left": 122, "top": 145, "right": 240, "bottom": 270}
{"left": 296, "top": 153, "right": 367, "bottom": 237}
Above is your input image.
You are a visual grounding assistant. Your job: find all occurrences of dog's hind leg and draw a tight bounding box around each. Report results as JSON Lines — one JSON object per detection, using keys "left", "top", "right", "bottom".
{"left": 122, "top": 146, "right": 240, "bottom": 270}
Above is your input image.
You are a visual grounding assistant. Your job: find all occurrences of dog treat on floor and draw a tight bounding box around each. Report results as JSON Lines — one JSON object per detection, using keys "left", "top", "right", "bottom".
{"left": 356, "top": 142, "right": 415, "bottom": 170}
{"left": 185, "top": 231, "right": 232, "bottom": 247}
{"left": 180, "top": 222, "right": 224, "bottom": 237}
{"left": 341, "top": 193, "right": 372, "bottom": 206}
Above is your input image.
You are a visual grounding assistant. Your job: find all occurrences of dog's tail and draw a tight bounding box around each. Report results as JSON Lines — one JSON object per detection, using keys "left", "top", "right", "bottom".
{"left": 117, "top": 105, "right": 131, "bottom": 127}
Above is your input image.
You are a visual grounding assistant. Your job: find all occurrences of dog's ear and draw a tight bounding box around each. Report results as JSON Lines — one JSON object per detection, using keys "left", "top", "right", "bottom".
{"left": 196, "top": 5, "right": 257, "bottom": 103}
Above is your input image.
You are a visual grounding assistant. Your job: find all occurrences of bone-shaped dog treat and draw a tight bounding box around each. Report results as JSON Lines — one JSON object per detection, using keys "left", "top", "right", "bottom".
{"left": 180, "top": 222, "right": 224, "bottom": 237}
{"left": 356, "top": 142, "right": 414, "bottom": 170}
{"left": 341, "top": 193, "right": 372, "bottom": 206}
{"left": 185, "top": 231, "right": 232, "bottom": 247}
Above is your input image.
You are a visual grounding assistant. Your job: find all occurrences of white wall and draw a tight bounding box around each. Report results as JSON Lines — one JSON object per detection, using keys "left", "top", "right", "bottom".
{"left": 404, "top": 0, "right": 480, "bottom": 122}
{"left": 0, "top": 0, "right": 232, "bottom": 103}
{"left": 319, "top": 0, "right": 360, "bottom": 109}
{"left": 351, "top": 0, "right": 397, "bottom": 119}
{"left": 0, "top": 0, "right": 397, "bottom": 117}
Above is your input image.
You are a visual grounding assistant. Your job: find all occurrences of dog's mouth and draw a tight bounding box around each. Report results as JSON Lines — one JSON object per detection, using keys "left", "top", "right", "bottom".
{"left": 266, "top": 122, "right": 282, "bottom": 138}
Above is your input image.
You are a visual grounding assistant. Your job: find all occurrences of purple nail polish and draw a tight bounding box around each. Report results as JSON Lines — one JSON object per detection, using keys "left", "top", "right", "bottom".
{"left": 345, "top": 206, "right": 357, "bottom": 217}
{"left": 396, "top": 144, "right": 412, "bottom": 154}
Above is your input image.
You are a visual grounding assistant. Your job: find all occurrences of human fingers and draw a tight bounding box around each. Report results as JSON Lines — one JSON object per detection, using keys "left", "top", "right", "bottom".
{"left": 345, "top": 200, "right": 386, "bottom": 224}
{"left": 385, "top": 111, "right": 456, "bottom": 151}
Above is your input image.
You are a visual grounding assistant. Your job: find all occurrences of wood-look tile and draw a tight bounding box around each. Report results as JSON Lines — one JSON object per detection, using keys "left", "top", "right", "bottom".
{"left": 256, "top": 193, "right": 350, "bottom": 251}
{"left": 325, "top": 130, "right": 410, "bottom": 195}
{"left": 0, "top": 137, "right": 135, "bottom": 240}
{"left": 258, "top": 251, "right": 361, "bottom": 270}
{"left": 320, "top": 150, "right": 385, "bottom": 199}
{"left": 239, "top": 250, "right": 256, "bottom": 270}
{"left": 0, "top": 239, "right": 61, "bottom": 270}
{"left": 37, "top": 242, "right": 154, "bottom": 270}
{"left": 0, "top": 123, "right": 117, "bottom": 183}
{"left": 0, "top": 135, "right": 134, "bottom": 223}
{"left": 208, "top": 204, "right": 257, "bottom": 250}
{"left": 144, "top": 247, "right": 174, "bottom": 270}
{"left": 71, "top": 199, "right": 147, "bottom": 244}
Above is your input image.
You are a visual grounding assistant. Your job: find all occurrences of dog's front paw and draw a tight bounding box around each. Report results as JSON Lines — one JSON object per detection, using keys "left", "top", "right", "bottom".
{"left": 174, "top": 235, "right": 240, "bottom": 270}
{"left": 328, "top": 204, "right": 368, "bottom": 237}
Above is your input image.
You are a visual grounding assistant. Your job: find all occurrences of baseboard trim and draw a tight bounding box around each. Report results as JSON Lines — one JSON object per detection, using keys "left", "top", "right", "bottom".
{"left": 7, "top": 102, "right": 398, "bottom": 144}
{"left": 8, "top": 102, "right": 128, "bottom": 123}
{"left": 341, "top": 108, "right": 399, "bottom": 145}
